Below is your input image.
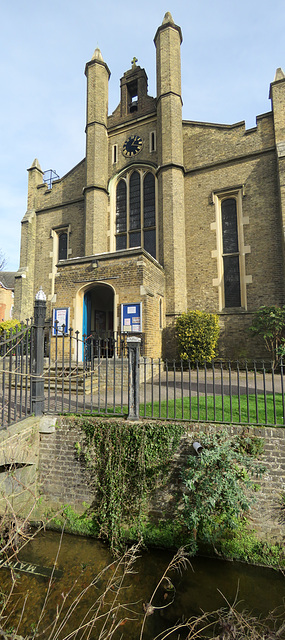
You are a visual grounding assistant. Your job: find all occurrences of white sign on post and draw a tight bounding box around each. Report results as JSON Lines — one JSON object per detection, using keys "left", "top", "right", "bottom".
{"left": 52, "top": 308, "right": 70, "bottom": 335}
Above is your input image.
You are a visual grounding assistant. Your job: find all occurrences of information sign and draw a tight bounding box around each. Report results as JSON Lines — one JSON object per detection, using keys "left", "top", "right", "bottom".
{"left": 52, "top": 308, "right": 70, "bottom": 336}
{"left": 121, "top": 303, "right": 142, "bottom": 333}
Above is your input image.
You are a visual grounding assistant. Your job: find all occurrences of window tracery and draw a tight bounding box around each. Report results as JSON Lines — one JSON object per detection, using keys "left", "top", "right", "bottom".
{"left": 115, "top": 169, "right": 156, "bottom": 259}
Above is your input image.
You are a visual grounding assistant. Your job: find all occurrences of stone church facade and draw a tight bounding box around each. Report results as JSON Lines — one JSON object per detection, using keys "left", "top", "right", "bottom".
{"left": 14, "top": 12, "right": 285, "bottom": 360}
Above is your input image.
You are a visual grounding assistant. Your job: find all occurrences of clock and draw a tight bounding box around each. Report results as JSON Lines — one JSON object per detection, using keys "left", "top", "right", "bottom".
{"left": 122, "top": 135, "right": 143, "bottom": 158}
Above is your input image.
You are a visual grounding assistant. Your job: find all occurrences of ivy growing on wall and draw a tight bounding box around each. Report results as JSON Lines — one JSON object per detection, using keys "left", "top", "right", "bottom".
{"left": 74, "top": 418, "right": 185, "bottom": 554}
{"left": 71, "top": 418, "right": 273, "bottom": 563}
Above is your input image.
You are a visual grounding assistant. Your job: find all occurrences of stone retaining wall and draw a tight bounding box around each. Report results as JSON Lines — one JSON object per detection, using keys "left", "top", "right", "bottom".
{"left": 37, "top": 416, "right": 285, "bottom": 542}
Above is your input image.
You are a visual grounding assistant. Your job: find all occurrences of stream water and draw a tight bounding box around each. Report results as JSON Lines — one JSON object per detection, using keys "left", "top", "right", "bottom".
{"left": 1, "top": 530, "right": 284, "bottom": 639}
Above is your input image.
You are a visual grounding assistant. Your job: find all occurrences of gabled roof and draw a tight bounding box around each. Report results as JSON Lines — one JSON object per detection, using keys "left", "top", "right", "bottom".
{"left": 0, "top": 272, "right": 16, "bottom": 290}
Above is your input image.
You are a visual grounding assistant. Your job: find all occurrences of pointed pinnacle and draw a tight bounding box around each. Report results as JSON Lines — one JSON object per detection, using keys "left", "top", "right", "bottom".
{"left": 30, "top": 158, "right": 42, "bottom": 171}
{"left": 162, "top": 11, "right": 174, "bottom": 25}
{"left": 92, "top": 47, "right": 104, "bottom": 62}
{"left": 274, "top": 67, "right": 285, "bottom": 82}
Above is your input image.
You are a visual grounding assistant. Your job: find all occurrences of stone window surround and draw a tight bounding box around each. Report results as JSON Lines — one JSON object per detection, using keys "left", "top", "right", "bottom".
{"left": 210, "top": 186, "right": 252, "bottom": 311}
{"left": 159, "top": 296, "right": 163, "bottom": 329}
{"left": 48, "top": 224, "right": 72, "bottom": 302}
{"left": 112, "top": 144, "right": 118, "bottom": 164}
{"left": 109, "top": 165, "right": 158, "bottom": 261}
{"left": 149, "top": 130, "right": 156, "bottom": 152}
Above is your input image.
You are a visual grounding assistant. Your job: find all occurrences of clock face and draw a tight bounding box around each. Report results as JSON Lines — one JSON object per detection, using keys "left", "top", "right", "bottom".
{"left": 122, "top": 135, "right": 143, "bottom": 158}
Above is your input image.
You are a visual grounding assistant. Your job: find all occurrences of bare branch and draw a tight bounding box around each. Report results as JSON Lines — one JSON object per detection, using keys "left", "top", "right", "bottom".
{"left": 0, "top": 250, "right": 6, "bottom": 271}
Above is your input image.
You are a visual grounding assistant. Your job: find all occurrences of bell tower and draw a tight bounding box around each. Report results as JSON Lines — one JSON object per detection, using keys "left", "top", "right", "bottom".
{"left": 154, "top": 12, "right": 187, "bottom": 317}
{"left": 84, "top": 47, "right": 110, "bottom": 256}
{"left": 120, "top": 60, "right": 149, "bottom": 116}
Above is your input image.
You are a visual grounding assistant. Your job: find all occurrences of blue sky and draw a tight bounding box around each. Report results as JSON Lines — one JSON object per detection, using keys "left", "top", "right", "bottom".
{"left": 1, "top": 0, "right": 285, "bottom": 271}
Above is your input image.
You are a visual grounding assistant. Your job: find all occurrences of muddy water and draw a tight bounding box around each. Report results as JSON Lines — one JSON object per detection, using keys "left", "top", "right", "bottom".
{"left": 1, "top": 530, "right": 284, "bottom": 639}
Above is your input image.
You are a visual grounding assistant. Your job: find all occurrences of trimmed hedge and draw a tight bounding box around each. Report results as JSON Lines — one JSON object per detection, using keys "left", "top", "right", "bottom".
{"left": 176, "top": 310, "right": 220, "bottom": 363}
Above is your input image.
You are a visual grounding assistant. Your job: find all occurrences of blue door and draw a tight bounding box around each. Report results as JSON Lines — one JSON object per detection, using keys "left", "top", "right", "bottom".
{"left": 83, "top": 291, "right": 91, "bottom": 360}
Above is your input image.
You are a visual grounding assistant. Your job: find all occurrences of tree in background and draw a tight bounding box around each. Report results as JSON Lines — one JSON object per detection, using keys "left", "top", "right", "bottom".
{"left": 0, "top": 250, "right": 6, "bottom": 271}
{"left": 250, "top": 305, "right": 285, "bottom": 366}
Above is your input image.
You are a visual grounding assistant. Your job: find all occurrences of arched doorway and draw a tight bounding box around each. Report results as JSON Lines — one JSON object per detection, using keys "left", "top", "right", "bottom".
{"left": 83, "top": 283, "right": 114, "bottom": 337}
{"left": 82, "top": 284, "right": 114, "bottom": 359}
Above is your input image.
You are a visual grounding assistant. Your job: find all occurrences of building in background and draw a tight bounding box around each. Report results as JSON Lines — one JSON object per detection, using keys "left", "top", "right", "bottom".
{"left": 14, "top": 12, "right": 285, "bottom": 360}
{"left": 0, "top": 273, "right": 16, "bottom": 321}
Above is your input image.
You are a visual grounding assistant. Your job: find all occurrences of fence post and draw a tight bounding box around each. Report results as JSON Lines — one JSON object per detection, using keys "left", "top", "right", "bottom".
{"left": 127, "top": 336, "right": 141, "bottom": 420}
{"left": 32, "top": 288, "right": 46, "bottom": 417}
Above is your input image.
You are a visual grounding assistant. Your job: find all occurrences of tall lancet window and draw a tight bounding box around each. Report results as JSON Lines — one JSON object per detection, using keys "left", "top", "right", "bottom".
{"left": 58, "top": 231, "right": 68, "bottom": 261}
{"left": 221, "top": 198, "right": 241, "bottom": 307}
{"left": 115, "top": 180, "right": 127, "bottom": 250}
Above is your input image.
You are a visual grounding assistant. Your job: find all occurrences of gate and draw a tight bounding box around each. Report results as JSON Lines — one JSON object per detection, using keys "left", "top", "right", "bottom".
{"left": 0, "top": 320, "right": 34, "bottom": 426}
{"left": 0, "top": 294, "right": 142, "bottom": 428}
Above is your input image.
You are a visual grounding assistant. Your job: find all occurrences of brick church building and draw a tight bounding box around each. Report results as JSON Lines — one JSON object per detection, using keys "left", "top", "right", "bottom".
{"left": 14, "top": 12, "right": 285, "bottom": 360}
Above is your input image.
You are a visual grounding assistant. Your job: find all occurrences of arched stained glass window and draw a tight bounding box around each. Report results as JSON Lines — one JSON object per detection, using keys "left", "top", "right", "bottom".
{"left": 129, "top": 171, "right": 140, "bottom": 230}
{"left": 143, "top": 173, "right": 155, "bottom": 227}
{"left": 221, "top": 198, "right": 241, "bottom": 307}
{"left": 116, "top": 180, "right": 127, "bottom": 250}
{"left": 115, "top": 170, "right": 156, "bottom": 259}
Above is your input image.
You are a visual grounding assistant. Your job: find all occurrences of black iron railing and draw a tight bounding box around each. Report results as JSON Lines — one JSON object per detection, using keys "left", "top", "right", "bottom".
{"left": 44, "top": 325, "right": 134, "bottom": 416}
{"left": 140, "top": 358, "right": 285, "bottom": 426}
{"left": 1, "top": 313, "right": 285, "bottom": 428}
{"left": 0, "top": 320, "right": 34, "bottom": 427}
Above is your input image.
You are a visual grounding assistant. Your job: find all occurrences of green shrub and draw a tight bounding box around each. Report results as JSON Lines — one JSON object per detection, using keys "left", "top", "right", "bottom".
{"left": 50, "top": 504, "right": 99, "bottom": 537}
{"left": 218, "top": 518, "right": 285, "bottom": 567}
{"left": 182, "top": 429, "right": 265, "bottom": 551}
{"left": 0, "top": 319, "right": 22, "bottom": 336}
{"left": 176, "top": 310, "right": 220, "bottom": 363}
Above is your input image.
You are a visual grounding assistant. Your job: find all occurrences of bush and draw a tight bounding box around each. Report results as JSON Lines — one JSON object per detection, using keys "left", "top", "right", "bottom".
{"left": 176, "top": 310, "right": 220, "bottom": 363}
{"left": 0, "top": 319, "right": 22, "bottom": 336}
{"left": 182, "top": 429, "right": 265, "bottom": 551}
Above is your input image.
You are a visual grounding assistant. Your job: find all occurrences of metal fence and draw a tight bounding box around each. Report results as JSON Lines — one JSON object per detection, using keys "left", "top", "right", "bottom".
{"left": 140, "top": 357, "right": 285, "bottom": 426}
{"left": 43, "top": 328, "right": 132, "bottom": 417}
{"left": 1, "top": 305, "right": 285, "bottom": 428}
{"left": 0, "top": 320, "right": 34, "bottom": 426}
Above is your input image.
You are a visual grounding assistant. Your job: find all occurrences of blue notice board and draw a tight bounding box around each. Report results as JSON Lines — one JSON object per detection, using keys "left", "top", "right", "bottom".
{"left": 121, "top": 303, "right": 142, "bottom": 333}
{"left": 52, "top": 308, "right": 70, "bottom": 336}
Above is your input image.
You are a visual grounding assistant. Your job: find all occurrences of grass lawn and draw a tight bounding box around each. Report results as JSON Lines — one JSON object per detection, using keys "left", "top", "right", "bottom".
{"left": 140, "top": 393, "right": 285, "bottom": 425}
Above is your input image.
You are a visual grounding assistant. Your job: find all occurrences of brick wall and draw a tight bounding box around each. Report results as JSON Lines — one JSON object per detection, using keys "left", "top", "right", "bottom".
{"left": 182, "top": 113, "right": 284, "bottom": 359}
{"left": 38, "top": 417, "right": 285, "bottom": 543}
{"left": 38, "top": 419, "right": 93, "bottom": 513}
{"left": 52, "top": 248, "right": 165, "bottom": 359}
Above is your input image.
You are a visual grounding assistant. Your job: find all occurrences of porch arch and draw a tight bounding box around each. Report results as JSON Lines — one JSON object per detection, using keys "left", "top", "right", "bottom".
{"left": 82, "top": 282, "right": 115, "bottom": 338}
{"left": 73, "top": 282, "right": 116, "bottom": 362}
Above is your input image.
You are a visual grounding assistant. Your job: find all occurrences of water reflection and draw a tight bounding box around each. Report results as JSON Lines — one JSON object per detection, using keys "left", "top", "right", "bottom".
{"left": 0, "top": 530, "right": 284, "bottom": 639}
